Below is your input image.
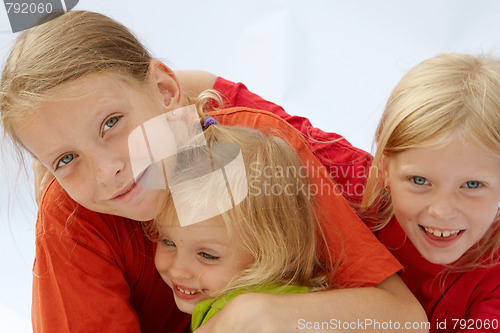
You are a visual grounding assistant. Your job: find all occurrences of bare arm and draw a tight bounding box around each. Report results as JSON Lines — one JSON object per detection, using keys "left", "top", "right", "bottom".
{"left": 194, "top": 274, "right": 429, "bottom": 333}
{"left": 174, "top": 70, "right": 217, "bottom": 101}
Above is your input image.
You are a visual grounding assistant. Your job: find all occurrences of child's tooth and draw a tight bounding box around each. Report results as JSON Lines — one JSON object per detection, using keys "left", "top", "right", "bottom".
{"left": 424, "top": 227, "right": 461, "bottom": 238}
{"left": 177, "top": 286, "right": 200, "bottom": 295}
{"left": 433, "top": 230, "right": 442, "bottom": 237}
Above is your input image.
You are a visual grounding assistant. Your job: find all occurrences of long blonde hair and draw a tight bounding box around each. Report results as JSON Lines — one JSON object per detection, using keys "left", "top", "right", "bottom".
{"left": 1, "top": 10, "right": 152, "bottom": 149}
{"left": 362, "top": 53, "right": 500, "bottom": 270}
{"left": 148, "top": 106, "right": 333, "bottom": 297}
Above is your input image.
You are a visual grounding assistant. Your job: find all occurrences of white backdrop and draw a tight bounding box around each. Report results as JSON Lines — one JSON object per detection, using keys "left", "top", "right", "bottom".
{"left": 1, "top": 1, "right": 500, "bottom": 331}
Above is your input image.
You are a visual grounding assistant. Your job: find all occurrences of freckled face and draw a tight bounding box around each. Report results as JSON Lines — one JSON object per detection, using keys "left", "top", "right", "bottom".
{"left": 384, "top": 141, "right": 500, "bottom": 265}
{"left": 15, "top": 73, "right": 181, "bottom": 221}
{"left": 154, "top": 217, "right": 254, "bottom": 314}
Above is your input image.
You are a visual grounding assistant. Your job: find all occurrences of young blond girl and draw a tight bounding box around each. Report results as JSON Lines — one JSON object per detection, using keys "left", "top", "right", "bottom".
{"left": 148, "top": 111, "right": 332, "bottom": 331}
{"left": 1, "top": 10, "right": 426, "bottom": 332}
{"left": 362, "top": 53, "right": 500, "bottom": 332}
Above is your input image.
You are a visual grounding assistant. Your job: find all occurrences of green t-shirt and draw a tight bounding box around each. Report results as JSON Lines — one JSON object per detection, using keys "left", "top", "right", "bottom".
{"left": 191, "top": 282, "right": 310, "bottom": 332}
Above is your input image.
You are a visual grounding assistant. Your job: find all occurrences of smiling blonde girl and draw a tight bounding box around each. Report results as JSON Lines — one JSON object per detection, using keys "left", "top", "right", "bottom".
{"left": 362, "top": 53, "right": 500, "bottom": 332}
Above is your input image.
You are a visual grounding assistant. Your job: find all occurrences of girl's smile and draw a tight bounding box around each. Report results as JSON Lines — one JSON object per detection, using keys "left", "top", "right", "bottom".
{"left": 418, "top": 225, "right": 465, "bottom": 248}
{"left": 172, "top": 283, "right": 205, "bottom": 300}
{"left": 108, "top": 166, "right": 152, "bottom": 204}
{"left": 384, "top": 140, "right": 500, "bottom": 265}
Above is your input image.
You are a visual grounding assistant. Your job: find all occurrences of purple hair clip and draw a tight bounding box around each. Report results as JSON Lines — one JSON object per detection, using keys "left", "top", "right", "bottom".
{"left": 203, "top": 116, "right": 219, "bottom": 129}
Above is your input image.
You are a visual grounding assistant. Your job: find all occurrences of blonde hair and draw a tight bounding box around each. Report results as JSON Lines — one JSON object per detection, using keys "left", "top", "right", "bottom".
{"left": 149, "top": 111, "right": 333, "bottom": 297}
{"left": 1, "top": 10, "right": 152, "bottom": 149}
{"left": 362, "top": 53, "right": 500, "bottom": 270}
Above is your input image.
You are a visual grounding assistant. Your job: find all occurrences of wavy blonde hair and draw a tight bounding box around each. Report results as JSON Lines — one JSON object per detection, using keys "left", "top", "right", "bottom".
{"left": 1, "top": 10, "right": 152, "bottom": 150}
{"left": 148, "top": 101, "right": 334, "bottom": 297}
{"left": 361, "top": 53, "right": 500, "bottom": 271}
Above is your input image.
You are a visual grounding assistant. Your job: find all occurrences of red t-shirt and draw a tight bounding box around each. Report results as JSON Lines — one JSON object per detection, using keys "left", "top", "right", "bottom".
{"left": 32, "top": 79, "right": 400, "bottom": 332}
{"left": 33, "top": 184, "right": 191, "bottom": 333}
{"left": 378, "top": 219, "right": 500, "bottom": 333}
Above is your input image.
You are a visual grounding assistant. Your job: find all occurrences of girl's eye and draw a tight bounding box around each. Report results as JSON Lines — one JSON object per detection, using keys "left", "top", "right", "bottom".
{"left": 411, "top": 176, "right": 429, "bottom": 186}
{"left": 56, "top": 153, "right": 76, "bottom": 169}
{"left": 161, "top": 239, "right": 176, "bottom": 247}
{"left": 103, "top": 116, "right": 120, "bottom": 133}
{"left": 463, "top": 181, "right": 482, "bottom": 189}
{"left": 199, "top": 252, "right": 219, "bottom": 260}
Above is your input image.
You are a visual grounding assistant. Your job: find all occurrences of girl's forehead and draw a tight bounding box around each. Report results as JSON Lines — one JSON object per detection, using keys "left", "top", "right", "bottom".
{"left": 47, "top": 72, "right": 129, "bottom": 98}
{"left": 392, "top": 127, "right": 498, "bottom": 159}
{"left": 159, "top": 217, "right": 230, "bottom": 246}
{"left": 391, "top": 140, "right": 500, "bottom": 175}
{"left": 158, "top": 216, "right": 226, "bottom": 233}
{"left": 13, "top": 73, "right": 127, "bottom": 125}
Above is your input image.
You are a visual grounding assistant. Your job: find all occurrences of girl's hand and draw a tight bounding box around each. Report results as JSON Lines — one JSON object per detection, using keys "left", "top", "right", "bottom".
{"left": 193, "top": 293, "right": 282, "bottom": 333}
{"left": 33, "top": 160, "right": 54, "bottom": 205}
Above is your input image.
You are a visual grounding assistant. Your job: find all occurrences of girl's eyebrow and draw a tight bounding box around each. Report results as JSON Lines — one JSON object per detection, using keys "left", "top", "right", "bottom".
{"left": 39, "top": 143, "right": 74, "bottom": 168}
{"left": 393, "top": 163, "right": 424, "bottom": 175}
{"left": 197, "top": 238, "right": 227, "bottom": 246}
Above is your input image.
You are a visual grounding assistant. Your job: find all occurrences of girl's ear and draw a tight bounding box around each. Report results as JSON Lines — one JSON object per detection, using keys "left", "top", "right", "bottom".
{"left": 148, "top": 59, "right": 183, "bottom": 110}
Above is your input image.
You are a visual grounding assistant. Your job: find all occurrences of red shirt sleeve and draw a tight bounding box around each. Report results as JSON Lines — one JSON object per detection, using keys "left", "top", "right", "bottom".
{"left": 32, "top": 180, "right": 190, "bottom": 333}
{"left": 213, "top": 77, "right": 373, "bottom": 205}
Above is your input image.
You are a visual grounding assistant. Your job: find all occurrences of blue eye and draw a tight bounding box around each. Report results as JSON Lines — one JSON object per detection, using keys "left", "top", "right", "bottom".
{"left": 411, "top": 176, "right": 428, "bottom": 185}
{"left": 161, "top": 239, "right": 176, "bottom": 247}
{"left": 103, "top": 116, "right": 120, "bottom": 132}
{"left": 199, "top": 252, "right": 219, "bottom": 260}
{"left": 56, "top": 153, "right": 75, "bottom": 169}
{"left": 464, "top": 181, "right": 482, "bottom": 189}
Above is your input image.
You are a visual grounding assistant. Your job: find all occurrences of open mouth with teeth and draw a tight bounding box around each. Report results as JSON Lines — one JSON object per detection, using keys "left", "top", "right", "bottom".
{"left": 177, "top": 286, "right": 202, "bottom": 295}
{"left": 171, "top": 284, "right": 208, "bottom": 301}
{"left": 420, "top": 225, "right": 464, "bottom": 240}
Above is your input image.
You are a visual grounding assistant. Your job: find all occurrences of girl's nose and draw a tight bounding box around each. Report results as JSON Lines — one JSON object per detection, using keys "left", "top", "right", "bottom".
{"left": 168, "top": 254, "right": 195, "bottom": 281}
{"left": 90, "top": 149, "right": 125, "bottom": 185}
{"left": 428, "top": 191, "right": 458, "bottom": 220}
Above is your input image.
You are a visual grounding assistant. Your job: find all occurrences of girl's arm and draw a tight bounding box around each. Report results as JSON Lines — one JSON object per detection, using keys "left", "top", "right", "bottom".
{"left": 194, "top": 274, "right": 429, "bottom": 333}
{"left": 175, "top": 70, "right": 218, "bottom": 100}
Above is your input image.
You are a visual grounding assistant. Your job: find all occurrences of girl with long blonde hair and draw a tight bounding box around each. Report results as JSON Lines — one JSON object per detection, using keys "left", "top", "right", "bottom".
{"left": 150, "top": 112, "right": 331, "bottom": 330}
{"left": 362, "top": 53, "right": 500, "bottom": 332}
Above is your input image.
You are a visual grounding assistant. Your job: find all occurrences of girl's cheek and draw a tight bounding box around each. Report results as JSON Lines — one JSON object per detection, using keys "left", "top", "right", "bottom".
{"left": 154, "top": 250, "right": 172, "bottom": 273}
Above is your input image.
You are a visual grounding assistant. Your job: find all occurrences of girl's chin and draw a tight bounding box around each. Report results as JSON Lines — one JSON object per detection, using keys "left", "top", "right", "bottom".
{"left": 175, "top": 301, "right": 196, "bottom": 315}
{"left": 422, "top": 254, "right": 460, "bottom": 265}
{"left": 412, "top": 225, "right": 467, "bottom": 265}
{"left": 416, "top": 243, "right": 465, "bottom": 265}
{"left": 91, "top": 203, "right": 155, "bottom": 221}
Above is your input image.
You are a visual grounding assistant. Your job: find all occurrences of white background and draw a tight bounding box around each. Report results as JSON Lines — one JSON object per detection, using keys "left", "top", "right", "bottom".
{"left": 1, "top": 1, "right": 500, "bottom": 331}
